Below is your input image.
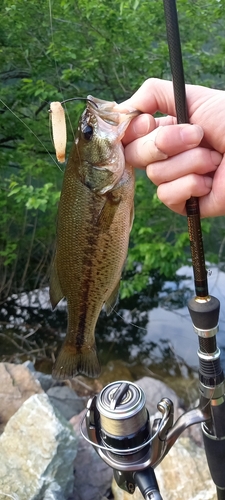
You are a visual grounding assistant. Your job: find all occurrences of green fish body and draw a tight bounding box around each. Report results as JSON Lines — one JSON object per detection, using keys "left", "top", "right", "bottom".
{"left": 50, "top": 96, "right": 139, "bottom": 378}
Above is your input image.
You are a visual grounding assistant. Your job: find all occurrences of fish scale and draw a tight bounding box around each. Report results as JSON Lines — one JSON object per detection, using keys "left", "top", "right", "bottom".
{"left": 50, "top": 96, "right": 139, "bottom": 379}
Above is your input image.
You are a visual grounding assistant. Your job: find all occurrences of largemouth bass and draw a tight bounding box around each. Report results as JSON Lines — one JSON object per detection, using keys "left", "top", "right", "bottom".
{"left": 50, "top": 96, "right": 139, "bottom": 379}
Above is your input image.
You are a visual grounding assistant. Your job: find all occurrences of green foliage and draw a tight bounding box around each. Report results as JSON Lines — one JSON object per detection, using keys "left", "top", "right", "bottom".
{"left": 8, "top": 181, "right": 60, "bottom": 212}
{"left": 0, "top": 0, "right": 225, "bottom": 299}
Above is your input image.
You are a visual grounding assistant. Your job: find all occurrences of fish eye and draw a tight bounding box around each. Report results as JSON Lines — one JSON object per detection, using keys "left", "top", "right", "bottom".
{"left": 83, "top": 125, "right": 93, "bottom": 140}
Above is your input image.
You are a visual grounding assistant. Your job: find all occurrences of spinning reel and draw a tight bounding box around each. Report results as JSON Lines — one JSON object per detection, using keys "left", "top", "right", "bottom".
{"left": 83, "top": 380, "right": 208, "bottom": 499}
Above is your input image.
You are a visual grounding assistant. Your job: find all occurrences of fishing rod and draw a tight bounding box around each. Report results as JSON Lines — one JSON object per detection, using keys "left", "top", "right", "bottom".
{"left": 83, "top": 2, "right": 225, "bottom": 499}
{"left": 163, "top": 1, "right": 225, "bottom": 499}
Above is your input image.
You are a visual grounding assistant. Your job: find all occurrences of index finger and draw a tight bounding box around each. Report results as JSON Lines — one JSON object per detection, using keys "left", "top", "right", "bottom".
{"left": 122, "top": 78, "right": 219, "bottom": 123}
{"left": 124, "top": 78, "right": 177, "bottom": 115}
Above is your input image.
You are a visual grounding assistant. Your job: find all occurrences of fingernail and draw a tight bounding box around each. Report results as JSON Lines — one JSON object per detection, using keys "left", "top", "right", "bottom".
{"left": 133, "top": 114, "right": 153, "bottom": 136}
{"left": 180, "top": 125, "right": 204, "bottom": 145}
{"left": 210, "top": 150, "right": 222, "bottom": 166}
{"left": 204, "top": 177, "right": 213, "bottom": 189}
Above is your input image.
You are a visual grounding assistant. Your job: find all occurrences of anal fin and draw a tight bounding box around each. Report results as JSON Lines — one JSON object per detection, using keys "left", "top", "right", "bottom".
{"left": 49, "top": 257, "right": 64, "bottom": 309}
{"left": 104, "top": 280, "right": 120, "bottom": 316}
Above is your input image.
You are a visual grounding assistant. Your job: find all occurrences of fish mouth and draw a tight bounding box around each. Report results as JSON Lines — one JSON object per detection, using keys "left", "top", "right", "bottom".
{"left": 60, "top": 95, "right": 140, "bottom": 125}
{"left": 87, "top": 95, "right": 140, "bottom": 126}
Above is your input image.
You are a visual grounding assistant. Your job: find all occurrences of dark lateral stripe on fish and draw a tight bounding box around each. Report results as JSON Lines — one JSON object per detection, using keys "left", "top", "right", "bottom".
{"left": 75, "top": 231, "right": 100, "bottom": 351}
{"left": 76, "top": 310, "right": 87, "bottom": 349}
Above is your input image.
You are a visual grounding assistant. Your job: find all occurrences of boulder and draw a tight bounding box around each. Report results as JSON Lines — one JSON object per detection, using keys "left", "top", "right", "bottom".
{"left": 23, "top": 360, "right": 60, "bottom": 392}
{"left": 47, "top": 385, "right": 86, "bottom": 420}
{"left": 155, "top": 436, "right": 217, "bottom": 500}
{"left": 137, "top": 376, "right": 179, "bottom": 420}
{"left": 23, "top": 361, "right": 87, "bottom": 420}
{"left": 0, "top": 393, "right": 77, "bottom": 500}
{"left": 0, "top": 362, "right": 43, "bottom": 432}
{"left": 69, "top": 410, "right": 113, "bottom": 500}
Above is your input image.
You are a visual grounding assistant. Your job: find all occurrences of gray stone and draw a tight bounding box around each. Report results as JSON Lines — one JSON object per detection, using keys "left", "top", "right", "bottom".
{"left": 69, "top": 410, "right": 113, "bottom": 500}
{"left": 23, "top": 360, "right": 36, "bottom": 372}
{"left": 47, "top": 386, "right": 86, "bottom": 420}
{"left": 36, "top": 371, "right": 57, "bottom": 392}
{"left": 42, "top": 482, "right": 66, "bottom": 500}
{"left": 23, "top": 360, "right": 58, "bottom": 392}
{"left": 177, "top": 406, "right": 203, "bottom": 447}
{"left": 137, "top": 376, "right": 179, "bottom": 420}
{"left": 0, "top": 393, "right": 77, "bottom": 500}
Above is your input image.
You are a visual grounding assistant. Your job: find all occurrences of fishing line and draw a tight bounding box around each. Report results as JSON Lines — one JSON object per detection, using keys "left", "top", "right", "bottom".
{"left": 61, "top": 97, "right": 98, "bottom": 108}
{"left": 48, "top": 0, "right": 75, "bottom": 142}
{"left": 110, "top": 307, "right": 148, "bottom": 333}
{"left": 48, "top": 0, "right": 59, "bottom": 90}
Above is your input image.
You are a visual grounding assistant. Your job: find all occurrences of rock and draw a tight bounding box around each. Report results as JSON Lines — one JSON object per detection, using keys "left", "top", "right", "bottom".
{"left": 0, "top": 393, "right": 77, "bottom": 500}
{"left": 23, "top": 360, "right": 59, "bottom": 392}
{"left": 41, "top": 483, "right": 68, "bottom": 500}
{"left": 36, "top": 371, "right": 58, "bottom": 392}
{"left": 47, "top": 385, "right": 86, "bottom": 420}
{"left": 0, "top": 362, "right": 43, "bottom": 432}
{"left": 136, "top": 376, "right": 179, "bottom": 420}
{"left": 136, "top": 378, "right": 203, "bottom": 447}
{"left": 99, "top": 360, "right": 134, "bottom": 387}
{"left": 69, "top": 410, "right": 113, "bottom": 500}
{"left": 156, "top": 436, "right": 217, "bottom": 500}
{"left": 177, "top": 406, "right": 203, "bottom": 447}
{"left": 23, "top": 361, "right": 86, "bottom": 420}
{"left": 112, "top": 437, "right": 217, "bottom": 500}
{"left": 23, "top": 360, "right": 36, "bottom": 372}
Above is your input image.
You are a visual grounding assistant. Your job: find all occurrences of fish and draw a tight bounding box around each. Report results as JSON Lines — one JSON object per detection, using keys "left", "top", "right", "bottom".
{"left": 49, "top": 95, "right": 139, "bottom": 379}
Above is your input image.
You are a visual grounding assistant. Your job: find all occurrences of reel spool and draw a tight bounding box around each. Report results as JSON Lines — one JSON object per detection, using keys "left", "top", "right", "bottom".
{"left": 96, "top": 381, "right": 150, "bottom": 463}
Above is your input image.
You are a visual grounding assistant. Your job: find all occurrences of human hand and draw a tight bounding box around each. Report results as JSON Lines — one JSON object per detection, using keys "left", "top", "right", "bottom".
{"left": 121, "top": 79, "right": 225, "bottom": 218}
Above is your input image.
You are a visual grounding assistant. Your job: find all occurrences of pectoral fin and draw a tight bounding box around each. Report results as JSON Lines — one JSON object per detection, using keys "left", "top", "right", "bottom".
{"left": 130, "top": 202, "right": 134, "bottom": 232}
{"left": 96, "top": 194, "right": 120, "bottom": 232}
{"left": 49, "top": 257, "right": 64, "bottom": 309}
{"left": 104, "top": 280, "right": 120, "bottom": 315}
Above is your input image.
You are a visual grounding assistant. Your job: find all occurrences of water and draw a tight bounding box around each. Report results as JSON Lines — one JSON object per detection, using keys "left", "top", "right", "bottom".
{"left": 148, "top": 265, "right": 225, "bottom": 369}
{"left": 0, "top": 265, "right": 225, "bottom": 401}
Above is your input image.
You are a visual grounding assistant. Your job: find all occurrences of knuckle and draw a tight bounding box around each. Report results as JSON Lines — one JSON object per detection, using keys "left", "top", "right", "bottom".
{"left": 142, "top": 77, "right": 159, "bottom": 91}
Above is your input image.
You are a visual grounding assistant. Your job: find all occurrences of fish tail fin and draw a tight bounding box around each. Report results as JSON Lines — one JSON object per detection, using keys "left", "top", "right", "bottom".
{"left": 52, "top": 343, "right": 101, "bottom": 379}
